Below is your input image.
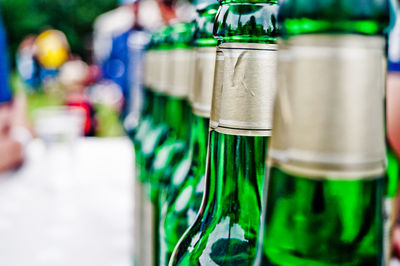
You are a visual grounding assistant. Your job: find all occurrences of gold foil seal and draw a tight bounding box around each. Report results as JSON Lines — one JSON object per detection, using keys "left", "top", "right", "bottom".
{"left": 210, "top": 42, "right": 278, "bottom": 136}
{"left": 268, "top": 34, "right": 387, "bottom": 180}
{"left": 191, "top": 47, "right": 216, "bottom": 118}
{"left": 168, "top": 48, "right": 195, "bottom": 98}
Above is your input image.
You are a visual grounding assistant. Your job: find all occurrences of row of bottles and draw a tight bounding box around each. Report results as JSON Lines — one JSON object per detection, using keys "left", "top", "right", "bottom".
{"left": 129, "top": 0, "right": 400, "bottom": 265}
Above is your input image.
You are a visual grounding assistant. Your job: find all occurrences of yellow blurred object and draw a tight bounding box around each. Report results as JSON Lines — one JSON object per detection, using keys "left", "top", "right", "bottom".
{"left": 36, "top": 30, "right": 69, "bottom": 69}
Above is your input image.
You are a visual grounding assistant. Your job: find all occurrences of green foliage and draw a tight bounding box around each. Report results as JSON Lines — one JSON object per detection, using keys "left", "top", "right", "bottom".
{"left": 1, "top": 0, "right": 118, "bottom": 63}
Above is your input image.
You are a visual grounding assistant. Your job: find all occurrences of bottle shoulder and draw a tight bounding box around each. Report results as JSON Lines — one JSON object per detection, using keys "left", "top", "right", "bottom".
{"left": 279, "top": 0, "right": 392, "bottom": 36}
{"left": 213, "top": 3, "right": 279, "bottom": 43}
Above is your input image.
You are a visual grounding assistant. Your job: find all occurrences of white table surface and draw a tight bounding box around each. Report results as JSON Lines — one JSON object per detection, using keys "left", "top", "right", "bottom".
{"left": 0, "top": 137, "right": 134, "bottom": 266}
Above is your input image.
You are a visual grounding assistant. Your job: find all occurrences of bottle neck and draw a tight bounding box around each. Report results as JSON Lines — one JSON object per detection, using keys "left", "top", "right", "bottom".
{"left": 171, "top": 22, "right": 196, "bottom": 49}
{"left": 152, "top": 93, "right": 167, "bottom": 125}
{"left": 194, "top": 4, "right": 219, "bottom": 47}
{"left": 166, "top": 97, "right": 191, "bottom": 143}
{"left": 278, "top": 0, "right": 391, "bottom": 37}
{"left": 189, "top": 114, "right": 210, "bottom": 168}
{"left": 213, "top": 2, "right": 279, "bottom": 44}
{"left": 142, "top": 89, "right": 154, "bottom": 118}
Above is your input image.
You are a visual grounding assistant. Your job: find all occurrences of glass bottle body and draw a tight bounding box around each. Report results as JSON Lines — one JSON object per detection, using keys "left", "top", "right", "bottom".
{"left": 170, "top": 131, "right": 268, "bottom": 265}
{"left": 261, "top": 168, "right": 385, "bottom": 266}
{"left": 150, "top": 95, "right": 191, "bottom": 266}
{"left": 169, "top": 1, "right": 278, "bottom": 264}
{"left": 149, "top": 22, "right": 195, "bottom": 202}
{"left": 149, "top": 22, "right": 196, "bottom": 265}
{"left": 159, "top": 4, "right": 219, "bottom": 265}
{"left": 160, "top": 115, "right": 210, "bottom": 265}
{"left": 256, "top": 1, "right": 397, "bottom": 265}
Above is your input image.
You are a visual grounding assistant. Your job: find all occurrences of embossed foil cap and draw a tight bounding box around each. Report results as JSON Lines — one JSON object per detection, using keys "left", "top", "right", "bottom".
{"left": 191, "top": 47, "right": 217, "bottom": 118}
{"left": 210, "top": 42, "right": 278, "bottom": 137}
{"left": 268, "top": 34, "right": 387, "bottom": 180}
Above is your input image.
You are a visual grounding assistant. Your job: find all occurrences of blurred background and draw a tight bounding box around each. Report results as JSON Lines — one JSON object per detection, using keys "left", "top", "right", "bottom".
{"left": 2, "top": 0, "right": 122, "bottom": 138}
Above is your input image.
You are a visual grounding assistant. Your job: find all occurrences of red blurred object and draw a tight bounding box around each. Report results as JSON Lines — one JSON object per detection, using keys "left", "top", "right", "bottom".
{"left": 66, "top": 96, "right": 96, "bottom": 137}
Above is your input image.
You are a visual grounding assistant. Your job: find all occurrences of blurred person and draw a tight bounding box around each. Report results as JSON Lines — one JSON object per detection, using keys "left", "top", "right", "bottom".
{"left": 94, "top": 0, "right": 149, "bottom": 116}
{"left": 0, "top": 104, "right": 24, "bottom": 173}
{"left": 123, "top": 0, "right": 156, "bottom": 133}
{"left": 0, "top": 9, "right": 31, "bottom": 174}
{"left": 122, "top": 0, "right": 193, "bottom": 132}
{"left": 93, "top": 0, "right": 137, "bottom": 114}
{"left": 93, "top": 0, "right": 184, "bottom": 118}
{"left": 59, "top": 60, "right": 97, "bottom": 136}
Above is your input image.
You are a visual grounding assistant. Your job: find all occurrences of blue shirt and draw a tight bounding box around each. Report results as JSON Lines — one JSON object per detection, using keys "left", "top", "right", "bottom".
{"left": 102, "top": 31, "right": 130, "bottom": 100}
{"left": 0, "top": 14, "right": 11, "bottom": 103}
{"left": 389, "top": 9, "right": 400, "bottom": 72}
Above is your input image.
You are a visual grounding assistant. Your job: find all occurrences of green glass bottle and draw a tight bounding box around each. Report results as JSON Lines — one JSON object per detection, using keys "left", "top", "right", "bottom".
{"left": 149, "top": 23, "right": 197, "bottom": 206}
{"left": 139, "top": 28, "right": 171, "bottom": 183}
{"left": 135, "top": 32, "right": 160, "bottom": 177}
{"left": 169, "top": 1, "right": 279, "bottom": 265}
{"left": 148, "top": 22, "right": 196, "bottom": 266}
{"left": 138, "top": 26, "right": 184, "bottom": 266}
{"left": 134, "top": 29, "right": 171, "bottom": 266}
{"left": 131, "top": 32, "right": 156, "bottom": 266}
{"left": 159, "top": 2, "right": 219, "bottom": 265}
{"left": 149, "top": 22, "right": 196, "bottom": 198}
{"left": 256, "top": 1, "right": 398, "bottom": 265}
